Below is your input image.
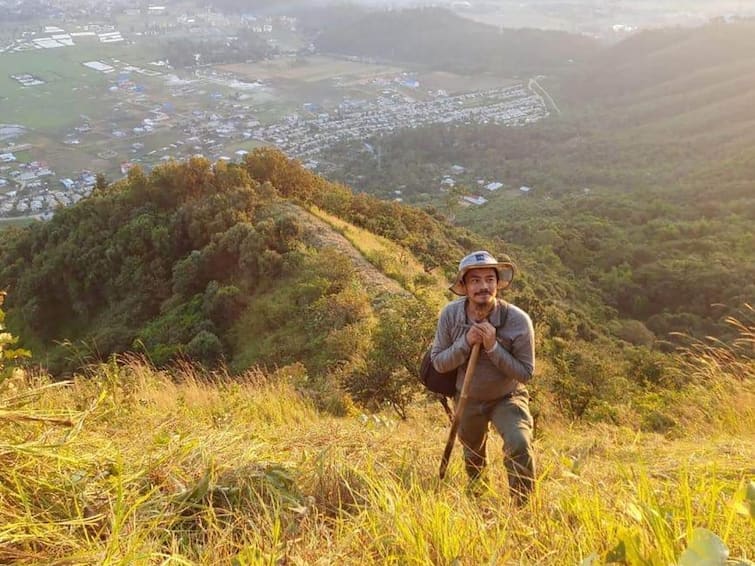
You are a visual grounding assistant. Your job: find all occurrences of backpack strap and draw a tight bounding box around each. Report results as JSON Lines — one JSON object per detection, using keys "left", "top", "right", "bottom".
{"left": 495, "top": 300, "right": 510, "bottom": 333}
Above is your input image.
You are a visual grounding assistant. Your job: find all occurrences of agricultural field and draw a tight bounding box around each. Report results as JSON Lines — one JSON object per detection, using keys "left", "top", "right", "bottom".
{"left": 0, "top": 42, "right": 164, "bottom": 131}
{"left": 0, "top": 18, "right": 542, "bottom": 220}
{"left": 219, "top": 55, "right": 403, "bottom": 83}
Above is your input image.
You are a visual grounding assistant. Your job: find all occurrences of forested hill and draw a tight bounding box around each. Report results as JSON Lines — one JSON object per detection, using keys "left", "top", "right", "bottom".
{"left": 1, "top": 148, "right": 639, "bottom": 421}
{"left": 0, "top": 150, "right": 477, "bottom": 385}
{"left": 314, "top": 7, "right": 599, "bottom": 74}
{"left": 565, "top": 19, "right": 755, "bottom": 104}
{"left": 1, "top": 148, "right": 751, "bottom": 430}
{"left": 560, "top": 20, "right": 755, "bottom": 153}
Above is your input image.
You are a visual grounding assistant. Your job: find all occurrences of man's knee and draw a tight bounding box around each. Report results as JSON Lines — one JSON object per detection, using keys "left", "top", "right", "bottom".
{"left": 503, "top": 428, "right": 532, "bottom": 459}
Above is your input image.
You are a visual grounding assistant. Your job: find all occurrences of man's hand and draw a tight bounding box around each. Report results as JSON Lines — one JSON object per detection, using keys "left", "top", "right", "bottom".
{"left": 466, "top": 325, "right": 483, "bottom": 347}
{"left": 475, "top": 321, "right": 497, "bottom": 351}
{"left": 466, "top": 321, "right": 497, "bottom": 351}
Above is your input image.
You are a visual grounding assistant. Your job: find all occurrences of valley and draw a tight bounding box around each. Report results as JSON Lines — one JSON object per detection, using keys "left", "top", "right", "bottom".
{"left": 0, "top": 7, "right": 548, "bottom": 219}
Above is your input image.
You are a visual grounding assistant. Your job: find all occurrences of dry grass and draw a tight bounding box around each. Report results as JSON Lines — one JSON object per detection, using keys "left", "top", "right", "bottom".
{"left": 308, "top": 205, "right": 447, "bottom": 306}
{"left": 1, "top": 348, "right": 753, "bottom": 565}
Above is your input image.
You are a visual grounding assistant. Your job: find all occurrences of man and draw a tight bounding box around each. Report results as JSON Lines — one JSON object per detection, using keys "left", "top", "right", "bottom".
{"left": 431, "top": 250, "right": 535, "bottom": 503}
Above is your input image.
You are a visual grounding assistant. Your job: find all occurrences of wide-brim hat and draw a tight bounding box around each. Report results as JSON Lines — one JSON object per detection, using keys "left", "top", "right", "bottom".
{"left": 449, "top": 250, "right": 516, "bottom": 296}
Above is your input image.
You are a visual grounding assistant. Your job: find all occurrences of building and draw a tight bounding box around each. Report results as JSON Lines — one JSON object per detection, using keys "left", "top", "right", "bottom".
{"left": 463, "top": 195, "right": 487, "bottom": 206}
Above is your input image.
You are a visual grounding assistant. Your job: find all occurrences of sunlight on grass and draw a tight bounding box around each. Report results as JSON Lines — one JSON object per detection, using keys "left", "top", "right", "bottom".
{"left": 1, "top": 351, "right": 752, "bottom": 564}
{"left": 308, "top": 205, "right": 447, "bottom": 305}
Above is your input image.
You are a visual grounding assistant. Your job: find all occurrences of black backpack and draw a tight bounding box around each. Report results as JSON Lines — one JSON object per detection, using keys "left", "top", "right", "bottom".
{"left": 419, "top": 349, "right": 456, "bottom": 421}
{"left": 419, "top": 349, "right": 457, "bottom": 397}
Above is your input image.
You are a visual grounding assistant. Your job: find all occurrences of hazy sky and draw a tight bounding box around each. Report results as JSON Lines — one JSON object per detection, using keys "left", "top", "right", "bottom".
{"left": 347, "top": 0, "right": 755, "bottom": 33}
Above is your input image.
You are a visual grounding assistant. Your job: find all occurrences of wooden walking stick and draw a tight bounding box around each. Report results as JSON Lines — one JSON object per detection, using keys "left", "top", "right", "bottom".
{"left": 439, "top": 342, "right": 481, "bottom": 479}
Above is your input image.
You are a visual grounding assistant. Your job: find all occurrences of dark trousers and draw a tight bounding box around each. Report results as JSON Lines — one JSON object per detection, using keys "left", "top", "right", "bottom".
{"left": 457, "top": 391, "right": 535, "bottom": 503}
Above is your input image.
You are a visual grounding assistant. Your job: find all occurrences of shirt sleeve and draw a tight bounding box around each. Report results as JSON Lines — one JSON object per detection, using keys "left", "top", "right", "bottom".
{"left": 486, "top": 311, "right": 535, "bottom": 383}
{"left": 430, "top": 305, "right": 470, "bottom": 373}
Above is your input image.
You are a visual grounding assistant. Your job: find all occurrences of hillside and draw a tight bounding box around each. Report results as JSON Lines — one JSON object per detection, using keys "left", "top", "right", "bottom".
{"left": 560, "top": 20, "right": 755, "bottom": 153}
{"left": 1, "top": 354, "right": 753, "bottom": 563}
{"left": 314, "top": 7, "right": 599, "bottom": 75}
{"left": 2, "top": 146, "right": 748, "bottom": 430}
{"left": 565, "top": 21, "right": 755, "bottom": 105}
{"left": 318, "top": 21, "right": 755, "bottom": 345}
{"left": 0, "top": 149, "right": 495, "bottom": 414}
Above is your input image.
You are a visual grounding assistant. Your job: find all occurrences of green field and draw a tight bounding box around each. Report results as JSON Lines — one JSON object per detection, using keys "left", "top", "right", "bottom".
{"left": 0, "top": 216, "right": 38, "bottom": 230}
{"left": 0, "top": 46, "right": 115, "bottom": 131}
{"left": 0, "top": 39, "right": 174, "bottom": 131}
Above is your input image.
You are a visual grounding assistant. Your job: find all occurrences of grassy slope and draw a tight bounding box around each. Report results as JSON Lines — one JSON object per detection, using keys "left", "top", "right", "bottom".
{"left": 307, "top": 205, "right": 448, "bottom": 308}
{"left": 1, "top": 359, "right": 753, "bottom": 564}
{"left": 228, "top": 202, "right": 448, "bottom": 373}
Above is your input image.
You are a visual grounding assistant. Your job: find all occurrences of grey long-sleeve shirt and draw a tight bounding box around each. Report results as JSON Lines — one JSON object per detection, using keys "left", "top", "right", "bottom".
{"left": 430, "top": 297, "right": 535, "bottom": 401}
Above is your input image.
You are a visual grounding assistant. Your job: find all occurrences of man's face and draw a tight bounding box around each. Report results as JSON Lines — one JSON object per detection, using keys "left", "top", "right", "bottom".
{"left": 463, "top": 267, "right": 498, "bottom": 306}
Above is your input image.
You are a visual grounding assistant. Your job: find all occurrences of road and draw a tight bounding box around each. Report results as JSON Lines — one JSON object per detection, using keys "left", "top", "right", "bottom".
{"left": 528, "top": 78, "right": 561, "bottom": 115}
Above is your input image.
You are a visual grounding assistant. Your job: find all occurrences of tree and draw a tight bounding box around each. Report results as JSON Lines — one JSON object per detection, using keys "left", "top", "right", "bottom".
{"left": 93, "top": 173, "right": 109, "bottom": 194}
{"left": 444, "top": 183, "right": 470, "bottom": 222}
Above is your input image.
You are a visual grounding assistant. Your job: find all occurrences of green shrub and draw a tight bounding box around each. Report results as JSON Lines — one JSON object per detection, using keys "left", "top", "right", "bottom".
{"left": 347, "top": 295, "right": 436, "bottom": 418}
{"left": 203, "top": 282, "right": 245, "bottom": 329}
{"left": 613, "top": 319, "right": 656, "bottom": 347}
{"left": 186, "top": 330, "right": 224, "bottom": 365}
{"left": 548, "top": 339, "right": 630, "bottom": 420}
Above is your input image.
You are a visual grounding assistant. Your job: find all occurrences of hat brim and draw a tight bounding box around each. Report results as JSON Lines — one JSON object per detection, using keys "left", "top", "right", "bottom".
{"left": 449, "top": 262, "right": 516, "bottom": 296}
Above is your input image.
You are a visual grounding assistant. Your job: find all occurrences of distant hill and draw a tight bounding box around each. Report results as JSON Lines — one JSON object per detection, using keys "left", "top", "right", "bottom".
{"left": 560, "top": 20, "right": 755, "bottom": 153}
{"left": 566, "top": 21, "right": 755, "bottom": 102}
{"left": 315, "top": 7, "right": 599, "bottom": 75}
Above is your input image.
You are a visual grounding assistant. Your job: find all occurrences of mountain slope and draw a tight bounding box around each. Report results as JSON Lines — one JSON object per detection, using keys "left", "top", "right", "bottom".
{"left": 0, "top": 151, "right": 470, "bottom": 379}
{"left": 559, "top": 20, "right": 755, "bottom": 152}
{"left": 315, "top": 7, "right": 599, "bottom": 74}
{"left": 0, "top": 150, "right": 504, "bottom": 416}
{"left": 2, "top": 358, "right": 753, "bottom": 563}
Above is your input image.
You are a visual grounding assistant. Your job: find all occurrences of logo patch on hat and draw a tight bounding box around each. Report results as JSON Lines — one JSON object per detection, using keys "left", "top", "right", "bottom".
{"left": 475, "top": 253, "right": 486, "bottom": 261}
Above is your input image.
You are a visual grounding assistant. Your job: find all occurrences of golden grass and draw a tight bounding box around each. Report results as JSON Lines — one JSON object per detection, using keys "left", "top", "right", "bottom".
{"left": 308, "top": 206, "right": 448, "bottom": 306}
{"left": 1, "top": 355, "right": 753, "bottom": 565}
